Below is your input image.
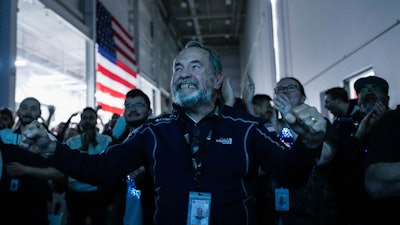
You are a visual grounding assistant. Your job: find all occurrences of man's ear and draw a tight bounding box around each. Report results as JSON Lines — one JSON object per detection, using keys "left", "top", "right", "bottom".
{"left": 214, "top": 74, "right": 224, "bottom": 89}
{"left": 300, "top": 95, "right": 306, "bottom": 104}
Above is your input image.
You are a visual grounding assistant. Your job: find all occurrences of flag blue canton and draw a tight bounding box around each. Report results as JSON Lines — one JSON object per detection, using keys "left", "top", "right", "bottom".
{"left": 96, "top": 2, "right": 116, "bottom": 60}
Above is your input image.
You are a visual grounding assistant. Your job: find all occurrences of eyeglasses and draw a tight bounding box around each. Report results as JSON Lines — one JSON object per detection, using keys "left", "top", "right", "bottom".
{"left": 123, "top": 102, "right": 147, "bottom": 110}
{"left": 358, "top": 86, "right": 383, "bottom": 94}
{"left": 275, "top": 85, "right": 299, "bottom": 94}
{"left": 324, "top": 98, "right": 334, "bottom": 105}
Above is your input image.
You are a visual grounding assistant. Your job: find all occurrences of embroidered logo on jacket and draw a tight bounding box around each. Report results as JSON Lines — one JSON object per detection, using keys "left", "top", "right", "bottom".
{"left": 216, "top": 138, "right": 232, "bottom": 145}
{"left": 264, "top": 123, "right": 276, "bottom": 133}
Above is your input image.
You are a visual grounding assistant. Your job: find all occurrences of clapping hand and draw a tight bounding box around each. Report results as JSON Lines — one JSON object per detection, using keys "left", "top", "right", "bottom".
{"left": 355, "top": 101, "right": 386, "bottom": 139}
{"left": 242, "top": 75, "right": 255, "bottom": 104}
{"left": 274, "top": 94, "right": 293, "bottom": 117}
{"left": 283, "top": 104, "right": 326, "bottom": 149}
{"left": 222, "top": 77, "right": 235, "bottom": 107}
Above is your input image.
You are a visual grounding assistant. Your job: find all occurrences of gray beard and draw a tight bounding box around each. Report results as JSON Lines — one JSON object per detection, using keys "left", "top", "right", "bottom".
{"left": 173, "top": 88, "right": 212, "bottom": 108}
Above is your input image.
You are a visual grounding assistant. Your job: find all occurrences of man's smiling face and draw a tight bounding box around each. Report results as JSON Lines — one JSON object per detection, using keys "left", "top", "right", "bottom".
{"left": 171, "top": 47, "right": 215, "bottom": 108}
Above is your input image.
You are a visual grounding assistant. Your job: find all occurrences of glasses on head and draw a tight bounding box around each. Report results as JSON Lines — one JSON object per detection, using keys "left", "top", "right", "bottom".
{"left": 358, "top": 86, "right": 383, "bottom": 94}
{"left": 123, "top": 102, "right": 147, "bottom": 110}
{"left": 275, "top": 84, "right": 299, "bottom": 94}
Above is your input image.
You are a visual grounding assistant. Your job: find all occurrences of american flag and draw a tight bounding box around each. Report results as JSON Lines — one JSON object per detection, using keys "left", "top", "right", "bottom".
{"left": 96, "top": 1, "right": 137, "bottom": 115}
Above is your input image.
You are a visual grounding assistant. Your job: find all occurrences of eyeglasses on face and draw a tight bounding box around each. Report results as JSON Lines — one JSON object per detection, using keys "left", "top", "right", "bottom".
{"left": 123, "top": 102, "right": 147, "bottom": 110}
{"left": 275, "top": 84, "right": 299, "bottom": 94}
{"left": 324, "top": 98, "right": 334, "bottom": 105}
{"left": 358, "top": 86, "right": 383, "bottom": 94}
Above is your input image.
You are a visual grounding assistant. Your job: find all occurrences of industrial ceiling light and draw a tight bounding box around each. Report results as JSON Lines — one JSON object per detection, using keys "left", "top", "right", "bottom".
{"left": 15, "top": 59, "right": 28, "bottom": 67}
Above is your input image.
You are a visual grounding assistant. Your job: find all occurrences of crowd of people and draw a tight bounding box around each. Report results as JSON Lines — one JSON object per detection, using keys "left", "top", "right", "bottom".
{"left": 0, "top": 40, "right": 399, "bottom": 225}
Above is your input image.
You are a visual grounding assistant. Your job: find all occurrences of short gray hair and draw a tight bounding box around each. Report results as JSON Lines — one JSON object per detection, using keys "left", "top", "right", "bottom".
{"left": 184, "top": 41, "right": 223, "bottom": 76}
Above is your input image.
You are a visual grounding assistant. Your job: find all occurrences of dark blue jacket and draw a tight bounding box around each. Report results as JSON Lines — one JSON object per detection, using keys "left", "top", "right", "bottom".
{"left": 51, "top": 104, "right": 318, "bottom": 225}
{"left": 0, "top": 140, "right": 52, "bottom": 225}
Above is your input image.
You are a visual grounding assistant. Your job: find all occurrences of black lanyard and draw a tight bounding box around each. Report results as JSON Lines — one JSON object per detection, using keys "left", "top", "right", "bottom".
{"left": 190, "top": 124, "right": 213, "bottom": 181}
{"left": 177, "top": 100, "right": 223, "bottom": 188}
{"left": 182, "top": 114, "right": 216, "bottom": 188}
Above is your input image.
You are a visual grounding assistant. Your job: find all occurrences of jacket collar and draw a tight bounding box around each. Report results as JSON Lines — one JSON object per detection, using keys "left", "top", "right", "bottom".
{"left": 172, "top": 98, "right": 224, "bottom": 122}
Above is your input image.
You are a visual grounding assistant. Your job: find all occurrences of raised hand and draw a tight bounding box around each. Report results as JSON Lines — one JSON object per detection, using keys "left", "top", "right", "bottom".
{"left": 48, "top": 105, "right": 56, "bottom": 115}
{"left": 242, "top": 75, "right": 255, "bottom": 102}
{"left": 274, "top": 94, "right": 293, "bottom": 117}
{"left": 242, "top": 75, "right": 256, "bottom": 115}
{"left": 355, "top": 101, "right": 386, "bottom": 139}
{"left": 222, "top": 77, "right": 235, "bottom": 106}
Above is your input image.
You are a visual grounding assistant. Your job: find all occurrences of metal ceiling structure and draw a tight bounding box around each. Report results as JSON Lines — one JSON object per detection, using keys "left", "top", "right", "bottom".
{"left": 15, "top": 0, "right": 247, "bottom": 93}
{"left": 13, "top": 0, "right": 247, "bottom": 121}
{"left": 157, "top": 0, "right": 246, "bottom": 49}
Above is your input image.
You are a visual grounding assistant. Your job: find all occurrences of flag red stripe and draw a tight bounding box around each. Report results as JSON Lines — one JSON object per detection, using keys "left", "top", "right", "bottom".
{"left": 116, "top": 45, "right": 137, "bottom": 66}
{"left": 112, "top": 30, "right": 135, "bottom": 54}
{"left": 97, "top": 64, "right": 135, "bottom": 89}
{"left": 98, "top": 102, "right": 124, "bottom": 115}
{"left": 116, "top": 59, "right": 137, "bottom": 77}
{"left": 97, "top": 2, "right": 137, "bottom": 115}
{"left": 111, "top": 16, "right": 133, "bottom": 40}
{"left": 96, "top": 82, "right": 126, "bottom": 99}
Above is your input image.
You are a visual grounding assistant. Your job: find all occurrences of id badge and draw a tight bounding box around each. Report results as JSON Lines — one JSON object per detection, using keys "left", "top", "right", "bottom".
{"left": 187, "top": 191, "right": 211, "bottom": 225}
{"left": 275, "top": 188, "right": 289, "bottom": 211}
{"left": 10, "top": 178, "right": 19, "bottom": 192}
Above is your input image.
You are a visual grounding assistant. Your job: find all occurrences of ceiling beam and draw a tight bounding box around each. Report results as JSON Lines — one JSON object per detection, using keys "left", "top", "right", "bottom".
{"left": 187, "top": 0, "right": 202, "bottom": 42}
{"left": 183, "top": 33, "right": 241, "bottom": 39}
{"left": 177, "top": 14, "right": 235, "bottom": 20}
